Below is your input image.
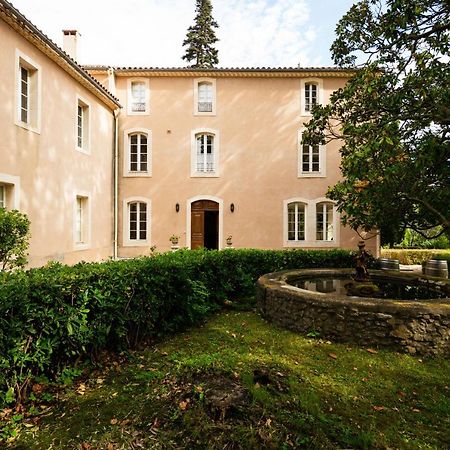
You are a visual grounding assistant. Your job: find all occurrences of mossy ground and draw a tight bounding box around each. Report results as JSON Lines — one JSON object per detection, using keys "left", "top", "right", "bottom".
{"left": 3, "top": 307, "right": 450, "bottom": 449}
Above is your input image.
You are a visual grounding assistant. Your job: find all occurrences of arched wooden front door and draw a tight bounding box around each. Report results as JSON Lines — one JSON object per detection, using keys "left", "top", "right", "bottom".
{"left": 191, "top": 200, "right": 219, "bottom": 250}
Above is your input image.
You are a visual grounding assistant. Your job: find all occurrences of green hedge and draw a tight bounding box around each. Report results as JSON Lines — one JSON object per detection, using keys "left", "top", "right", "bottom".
{"left": 380, "top": 249, "right": 450, "bottom": 265}
{"left": 0, "top": 248, "right": 353, "bottom": 404}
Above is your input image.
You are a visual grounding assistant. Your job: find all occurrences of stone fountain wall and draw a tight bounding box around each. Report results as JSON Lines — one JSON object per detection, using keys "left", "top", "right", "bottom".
{"left": 257, "top": 270, "right": 450, "bottom": 357}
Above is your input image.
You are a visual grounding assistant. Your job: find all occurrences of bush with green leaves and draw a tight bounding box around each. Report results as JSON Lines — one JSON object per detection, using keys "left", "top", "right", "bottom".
{"left": 0, "top": 248, "right": 354, "bottom": 405}
{"left": 0, "top": 209, "right": 30, "bottom": 270}
{"left": 380, "top": 249, "right": 450, "bottom": 265}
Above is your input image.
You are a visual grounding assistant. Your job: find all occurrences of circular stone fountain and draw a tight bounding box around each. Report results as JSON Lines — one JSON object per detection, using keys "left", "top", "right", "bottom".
{"left": 257, "top": 268, "right": 450, "bottom": 356}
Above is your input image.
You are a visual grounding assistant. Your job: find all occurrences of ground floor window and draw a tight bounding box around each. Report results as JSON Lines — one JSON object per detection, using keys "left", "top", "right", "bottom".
{"left": 316, "top": 202, "right": 334, "bottom": 241}
{"left": 284, "top": 197, "right": 337, "bottom": 247}
{"left": 129, "top": 201, "right": 147, "bottom": 241}
{"left": 0, "top": 174, "right": 20, "bottom": 210}
{"left": 0, "top": 185, "right": 5, "bottom": 209}
{"left": 287, "top": 202, "right": 306, "bottom": 241}
{"left": 75, "top": 195, "right": 89, "bottom": 246}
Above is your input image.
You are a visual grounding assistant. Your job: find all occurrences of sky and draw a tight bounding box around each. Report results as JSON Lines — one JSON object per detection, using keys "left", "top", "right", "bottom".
{"left": 9, "top": 0, "right": 359, "bottom": 68}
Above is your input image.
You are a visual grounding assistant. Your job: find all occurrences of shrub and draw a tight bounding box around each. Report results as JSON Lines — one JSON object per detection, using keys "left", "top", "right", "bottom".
{"left": 0, "top": 209, "right": 30, "bottom": 270}
{"left": 380, "top": 249, "right": 450, "bottom": 265}
{"left": 0, "top": 248, "right": 353, "bottom": 405}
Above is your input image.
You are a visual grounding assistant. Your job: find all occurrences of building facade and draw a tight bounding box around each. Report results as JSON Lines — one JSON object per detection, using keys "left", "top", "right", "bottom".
{"left": 86, "top": 66, "right": 379, "bottom": 257}
{"left": 0, "top": 0, "right": 120, "bottom": 267}
{"left": 0, "top": 0, "right": 379, "bottom": 268}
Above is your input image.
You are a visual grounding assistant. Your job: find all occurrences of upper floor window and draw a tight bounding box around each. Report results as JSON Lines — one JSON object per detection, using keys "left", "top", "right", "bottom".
{"left": 16, "top": 50, "right": 41, "bottom": 133}
{"left": 127, "top": 79, "right": 149, "bottom": 115}
{"left": 298, "top": 129, "right": 325, "bottom": 177}
{"left": 316, "top": 202, "right": 334, "bottom": 241}
{"left": 287, "top": 202, "right": 306, "bottom": 241}
{"left": 198, "top": 82, "right": 213, "bottom": 112}
{"left": 191, "top": 129, "right": 219, "bottom": 177}
{"left": 300, "top": 78, "right": 323, "bottom": 116}
{"left": 76, "top": 98, "right": 90, "bottom": 152}
{"left": 131, "top": 82, "right": 145, "bottom": 112}
{"left": 302, "top": 143, "right": 320, "bottom": 172}
{"left": 130, "top": 133, "right": 148, "bottom": 172}
{"left": 123, "top": 128, "right": 152, "bottom": 177}
{"left": 20, "top": 66, "right": 29, "bottom": 123}
{"left": 304, "top": 82, "right": 318, "bottom": 113}
{"left": 194, "top": 78, "right": 216, "bottom": 115}
{"left": 196, "top": 133, "right": 214, "bottom": 173}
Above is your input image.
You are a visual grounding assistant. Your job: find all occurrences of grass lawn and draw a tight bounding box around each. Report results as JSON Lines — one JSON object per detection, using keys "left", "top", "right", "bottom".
{"left": 4, "top": 308, "right": 450, "bottom": 449}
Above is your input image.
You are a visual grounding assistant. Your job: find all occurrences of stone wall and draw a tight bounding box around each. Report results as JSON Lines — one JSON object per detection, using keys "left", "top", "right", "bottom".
{"left": 257, "top": 269, "right": 450, "bottom": 357}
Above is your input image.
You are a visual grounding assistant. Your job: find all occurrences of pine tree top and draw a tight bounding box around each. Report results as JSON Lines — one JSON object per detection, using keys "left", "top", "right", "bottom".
{"left": 182, "top": 0, "right": 219, "bottom": 68}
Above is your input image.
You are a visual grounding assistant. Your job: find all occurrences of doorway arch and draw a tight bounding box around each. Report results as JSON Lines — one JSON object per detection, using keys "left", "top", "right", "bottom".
{"left": 186, "top": 195, "right": 223, "bottom": 249}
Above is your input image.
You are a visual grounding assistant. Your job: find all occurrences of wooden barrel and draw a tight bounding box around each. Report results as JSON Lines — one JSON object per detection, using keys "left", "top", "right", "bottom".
{"left": 424, "top": 260, "right": 448, "bottom": 278}
{"left": 379, "top": 258, "right": 400, "bottom": 271}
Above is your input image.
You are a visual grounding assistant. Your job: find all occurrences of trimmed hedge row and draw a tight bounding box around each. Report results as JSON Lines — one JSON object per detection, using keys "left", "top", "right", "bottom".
{"left": 380, "top": 249, "right": 450, "bottom": 265}
{"left": 0, "top": 248, "right": 353, "bottom": 404}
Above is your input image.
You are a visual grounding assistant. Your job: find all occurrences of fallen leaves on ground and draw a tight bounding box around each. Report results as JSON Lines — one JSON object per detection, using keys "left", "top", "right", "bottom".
{"left": 373, "top": 406, "right": 386, "bottom": 411}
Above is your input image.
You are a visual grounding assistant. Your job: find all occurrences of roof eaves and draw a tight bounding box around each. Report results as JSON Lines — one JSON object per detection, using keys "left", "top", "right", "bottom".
{"left": 83, "top": 66, "right": 358, "bottom": 79}
{"left": 0, "top": 0, "right": 121, "bottom": 109}
{"left": 84, "top": 66, "right": 356, "bottom": 73}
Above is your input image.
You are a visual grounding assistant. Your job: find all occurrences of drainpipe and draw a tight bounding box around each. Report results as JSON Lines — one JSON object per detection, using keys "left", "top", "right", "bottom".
{"left": 113, "top": 106, "right": 120, "bottom": 259}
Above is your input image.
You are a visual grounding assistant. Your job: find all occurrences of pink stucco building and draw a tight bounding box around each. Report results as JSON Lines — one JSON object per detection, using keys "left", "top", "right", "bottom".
{"left": 0, "top": 0, "right": 379, "bottom": 267}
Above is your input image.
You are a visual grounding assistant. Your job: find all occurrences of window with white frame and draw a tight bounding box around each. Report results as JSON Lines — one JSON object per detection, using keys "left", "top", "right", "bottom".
{"left": 76, "top": 98, "right": 90, "bottom": 152}
{"left": 131, "top": 82, "right": 146, "bottom": 112}
{"left": 198, "top": 82, "right": 213, "bottom": 112}
{"left": 316, "top": 202, "right": 334, "bottom": 241}
{"left": 287, "top": 202, "right": 306, "bottom": 241}
{"left": 127, "top": 79, "right": 149, "bottom": 115}
{"left": 302, "top": 143, "right": 320, "bottom": 173}
{"left": 300, "top": 78, "right": 323, "bottom": 117}
{"left": 75, "top": 196, "right": 89, "bottom": 245}
{"left": 0, "top": 174, "right": 20, "bottom": 210}
{"left": 196, "top": 133, "right": 215, "bottom": 173}
{"left": 128, "top": 201, "right": 147, "bottom": 241}
{"left": 16, "top": 51, "right": 41, "bottom": 132}
{"left": 0, "top": 185, "right": 5, "bottom": 209}
{"left": 304, "top": 82, "right": 318, "bottom": 113}
{"left": 129, "top": 133, "right": 148, "bottom": 172}
{"left": 20, "top": 66, "right": 29, "bottom": 124}
{"left": 191, "top": 129, "right": 219, "bottom": 177}
{"left": 123, "top": 129, "right": 152, "bottom": 177}
{"left": 194, "top": 78, "right": 216, "bottom": 115}
{"left": 284, "top": 198, "right": 338, "bottom": 247}
{"left": 298, "top": 129, "right": 325, "bottom": 177}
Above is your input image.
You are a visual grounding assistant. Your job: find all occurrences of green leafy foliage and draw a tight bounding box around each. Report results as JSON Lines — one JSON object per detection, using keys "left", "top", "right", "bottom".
{"left": 381, "top": 248, "right": 450, "bottom": 264}
{"left": 303, "top": 0, "right": 450, "bottom": 241}
{"left": 182, "top": 0, "right": 219, "bottom": 68}
{"left": 0, "top": 248, "right": 353, "bottom": 406}
{"left": 399, "top": 227, "right": 450, "bottom": 249}
{"left": 0, "top": 209, "right": 30, "bottom": 270}
{"left": 11, "top": 312, "right": 450, "bottom": 449}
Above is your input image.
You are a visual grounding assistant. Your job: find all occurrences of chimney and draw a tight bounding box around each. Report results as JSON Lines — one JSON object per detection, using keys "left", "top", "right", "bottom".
{"left": 62, "top": 30, "right": 80, "bottom": 61}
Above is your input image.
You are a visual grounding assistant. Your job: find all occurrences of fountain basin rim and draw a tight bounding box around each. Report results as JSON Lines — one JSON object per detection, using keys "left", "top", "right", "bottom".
{"left": 260, "top": 268, "right": 450, "bottom": 311}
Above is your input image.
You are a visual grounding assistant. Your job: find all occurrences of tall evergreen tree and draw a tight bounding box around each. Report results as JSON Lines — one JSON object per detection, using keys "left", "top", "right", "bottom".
{"left": 182, "top": 0, "right": 219, "bottom": 68}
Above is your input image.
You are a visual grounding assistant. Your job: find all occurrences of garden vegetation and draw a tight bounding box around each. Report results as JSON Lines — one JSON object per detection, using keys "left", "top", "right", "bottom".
{"left": 0, "top": 248, "right": 353, "bottom": 407}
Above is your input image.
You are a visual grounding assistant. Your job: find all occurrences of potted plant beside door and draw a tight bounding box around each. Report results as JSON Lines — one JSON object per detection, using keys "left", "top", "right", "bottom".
{"left": 170, "top": 234, "right": 180, "bottom": 251}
